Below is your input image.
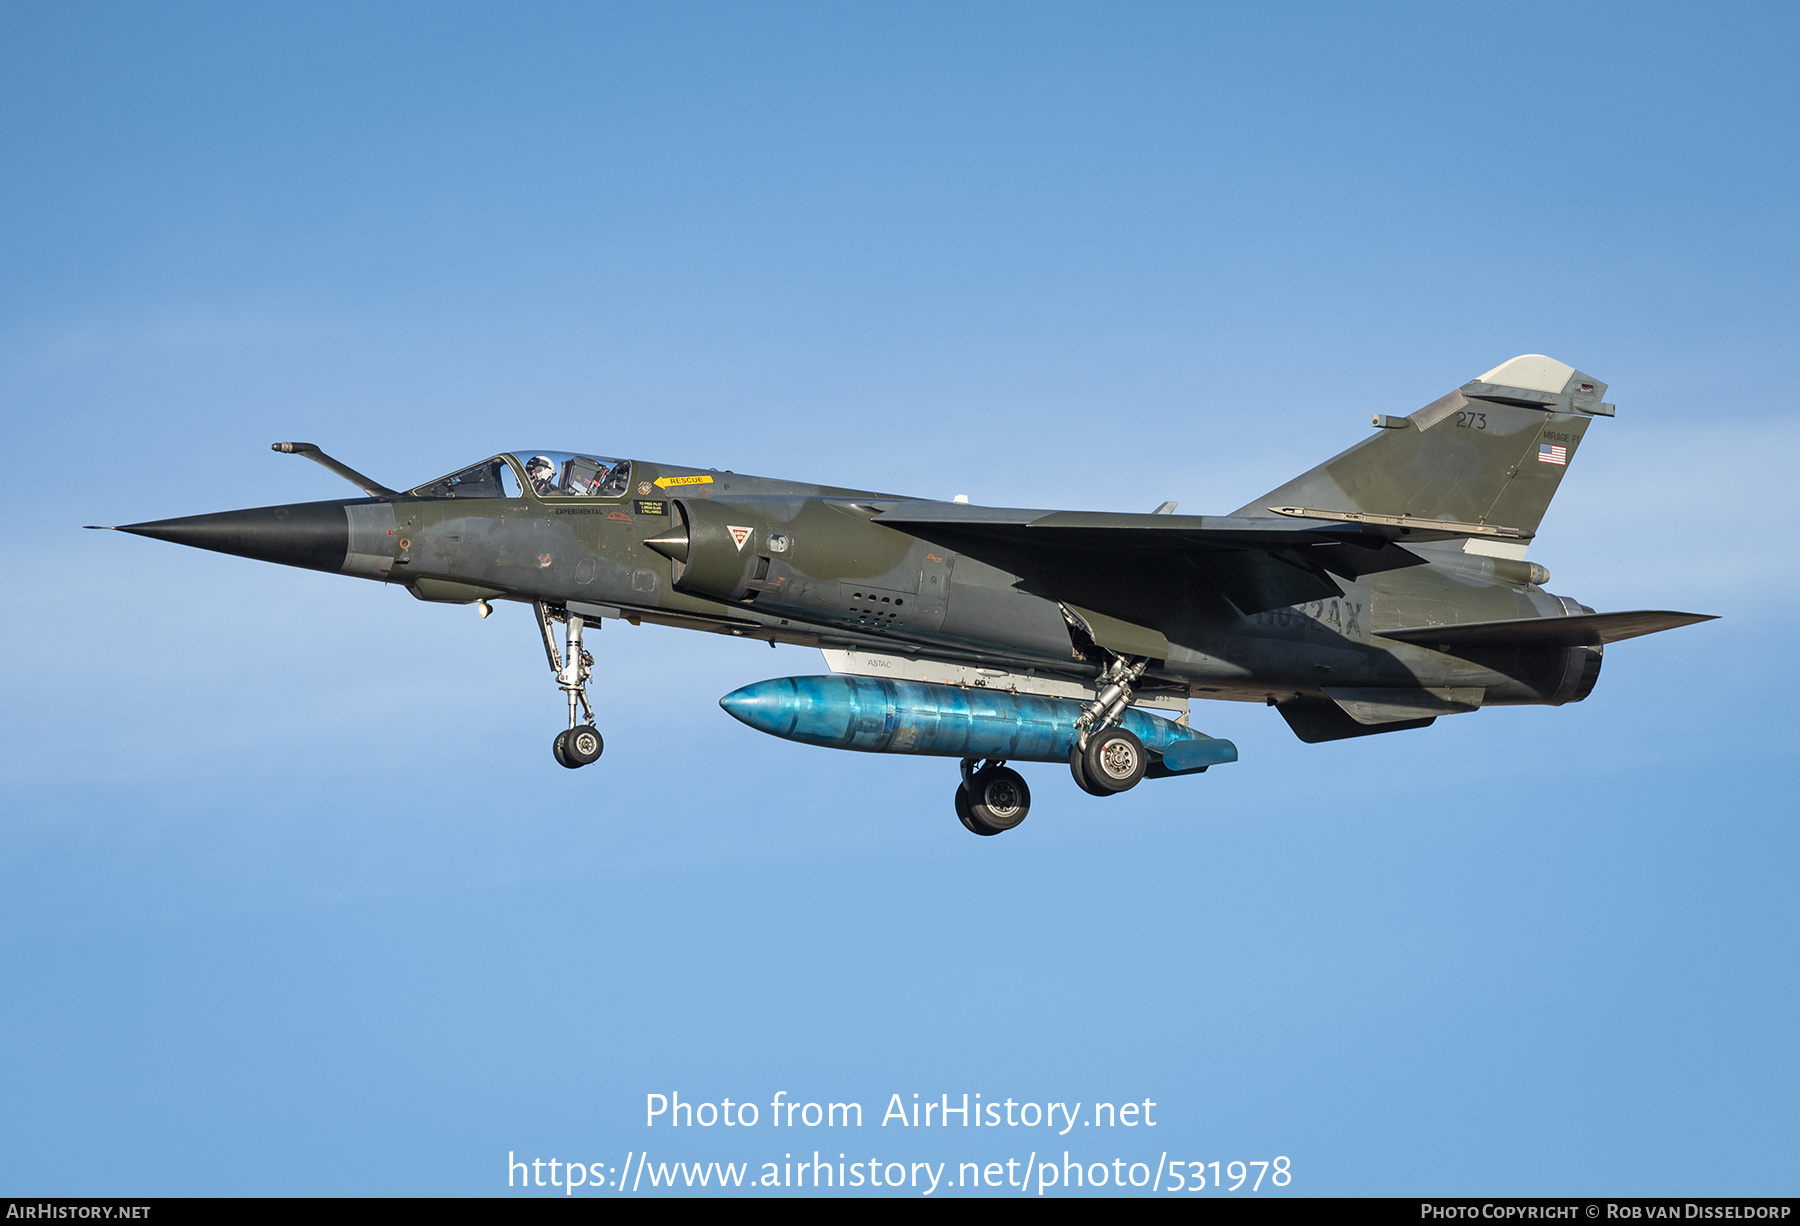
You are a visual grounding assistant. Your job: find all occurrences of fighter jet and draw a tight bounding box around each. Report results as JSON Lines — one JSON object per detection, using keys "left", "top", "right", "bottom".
{"left": 98, "top": 355, "right": 1713, "bottom": 835}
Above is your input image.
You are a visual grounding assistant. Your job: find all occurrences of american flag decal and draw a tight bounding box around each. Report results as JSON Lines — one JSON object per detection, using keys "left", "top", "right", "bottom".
{"left": 1538, "top": 443, "right": 1568, "bottom": 466}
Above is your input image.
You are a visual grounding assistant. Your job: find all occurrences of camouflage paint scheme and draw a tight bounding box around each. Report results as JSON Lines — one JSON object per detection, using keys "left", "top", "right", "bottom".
{"left": 111, "top": 355, "right": 1713, "bottom": 758}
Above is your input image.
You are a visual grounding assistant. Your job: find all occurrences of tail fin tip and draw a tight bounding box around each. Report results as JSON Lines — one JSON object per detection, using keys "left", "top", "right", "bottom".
{"left": 1474, "top": 354, "right": 1576, "bottom": 395}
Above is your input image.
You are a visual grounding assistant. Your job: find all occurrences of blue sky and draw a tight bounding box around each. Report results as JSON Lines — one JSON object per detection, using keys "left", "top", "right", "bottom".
{"left": 1, "top": 1, "right": 1795, "bottom": 1196}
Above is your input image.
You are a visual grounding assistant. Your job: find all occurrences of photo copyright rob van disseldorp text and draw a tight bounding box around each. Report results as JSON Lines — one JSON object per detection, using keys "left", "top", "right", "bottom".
{"left": 507, "top": 1090, "right": 1292, "bottom": 1195}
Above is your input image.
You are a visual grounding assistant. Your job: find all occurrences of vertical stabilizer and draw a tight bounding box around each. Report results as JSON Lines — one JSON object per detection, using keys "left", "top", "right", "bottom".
{"left": 1236, "top": 356, "right": 1614, "bottom": 537}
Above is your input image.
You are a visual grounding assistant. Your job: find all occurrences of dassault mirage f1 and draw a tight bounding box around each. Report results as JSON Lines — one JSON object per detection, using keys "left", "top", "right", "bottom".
{"left": 100, "top": 355, "right": 1713, "bottom": 836}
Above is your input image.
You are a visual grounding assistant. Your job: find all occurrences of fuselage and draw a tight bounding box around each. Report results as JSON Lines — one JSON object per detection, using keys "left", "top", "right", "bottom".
{"left": 119, "top": 450, "right": 1602, "bottom": 717}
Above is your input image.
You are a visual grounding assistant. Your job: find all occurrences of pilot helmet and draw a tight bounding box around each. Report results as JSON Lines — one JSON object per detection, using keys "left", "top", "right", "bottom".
{"left": 526, "top": 455, "right": 555, "bottom": 480}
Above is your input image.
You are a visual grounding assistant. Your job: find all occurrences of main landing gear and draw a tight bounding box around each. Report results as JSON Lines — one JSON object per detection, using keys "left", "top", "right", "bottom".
{"left": 1069, "top": 655, "right": 1149, "bottom": 797}
{"left": 535, "top": 601, "right": 604, "bottom": 769}
{"left": 949, "top": 655, "right": 1154, "bottom": 836}
{"left": 955, "top": 758, "right": 1031, "bottom": 836}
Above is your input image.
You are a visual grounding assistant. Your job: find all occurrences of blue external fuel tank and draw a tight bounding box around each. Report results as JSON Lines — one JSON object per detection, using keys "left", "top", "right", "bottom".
{"left": 719, "top": 675, "right": 1237, "bottom": 773}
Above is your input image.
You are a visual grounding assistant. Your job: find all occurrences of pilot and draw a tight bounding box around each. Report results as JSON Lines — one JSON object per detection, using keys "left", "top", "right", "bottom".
{"left": 525, "top": 455, "right": 561, "bottom": 496}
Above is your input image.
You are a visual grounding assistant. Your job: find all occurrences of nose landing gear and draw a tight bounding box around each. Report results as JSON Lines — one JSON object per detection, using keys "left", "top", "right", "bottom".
{"left": 554, "top": 724, "right": 604, "bottom": 768}
{"left": 535, "top": 601, "right": 604, "bottom": 769}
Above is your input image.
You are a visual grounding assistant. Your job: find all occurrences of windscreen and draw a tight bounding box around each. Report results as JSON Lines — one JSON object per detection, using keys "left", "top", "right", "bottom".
{"left": 412, "top": 457, "right": 522, "bottom": 499}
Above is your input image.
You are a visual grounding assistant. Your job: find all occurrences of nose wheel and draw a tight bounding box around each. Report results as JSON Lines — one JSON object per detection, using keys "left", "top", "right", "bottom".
{"left": 535, "top": 601, "right": 605, "bottom": 769}
{"left": 554, "top": 725, "right": 604, "bottom": 769}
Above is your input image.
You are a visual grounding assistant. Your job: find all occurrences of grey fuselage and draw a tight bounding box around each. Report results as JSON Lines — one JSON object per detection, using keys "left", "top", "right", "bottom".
{"left": 177, "top": 454, "right": 1598, "bottom": 719}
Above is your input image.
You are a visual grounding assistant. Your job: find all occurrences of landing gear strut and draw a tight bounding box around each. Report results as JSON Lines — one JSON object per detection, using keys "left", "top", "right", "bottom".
{"left": 955, "top": 758, "right": 1031, "bottom": 836}
{"left": 1071, "top": 655, "right": 1148, "bottom": 795}
{"left": 535, "top": 601, "right": 604, "bottom": 769}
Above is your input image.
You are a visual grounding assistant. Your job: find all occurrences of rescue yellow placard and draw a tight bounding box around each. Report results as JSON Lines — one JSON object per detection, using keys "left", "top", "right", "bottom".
{"left": 653, "top": 474, "right": 715, "bottom": 488}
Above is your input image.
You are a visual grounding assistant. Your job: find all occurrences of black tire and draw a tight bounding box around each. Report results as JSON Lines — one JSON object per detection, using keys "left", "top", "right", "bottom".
{"left": 565, "top": 725, "right": 604, "bottom": 766}
{"left": 552, "top": 729, "right": 574, "bottom": 768}
{"left": 1081, "top": 726, "right": 1147, "bottom": 793}
{"left": 967, "top": 766, "right": 1030, "bottom": 831}
{"left": 1069, "top": 745, "right": 1114, "bottom": 796}
{"left": 955, "top": 784, "right": 1000, "bottom": 836}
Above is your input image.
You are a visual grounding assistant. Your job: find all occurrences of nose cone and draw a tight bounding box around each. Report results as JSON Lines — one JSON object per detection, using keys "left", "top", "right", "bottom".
{"left": 719, "top": 678, "right": 802, "bottom": 737}
{"left": 116, "top": 500, "right": 352, "bottom": 573}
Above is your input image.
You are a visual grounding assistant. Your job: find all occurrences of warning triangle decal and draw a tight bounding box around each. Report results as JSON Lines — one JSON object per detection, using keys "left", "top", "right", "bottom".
{"left": 728, "top": 525, "right": 753, "bottom": 550}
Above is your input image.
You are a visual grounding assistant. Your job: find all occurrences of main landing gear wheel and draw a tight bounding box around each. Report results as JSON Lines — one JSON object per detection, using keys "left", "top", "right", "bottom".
{"left": 968, "top": 765, "right": 1030, "bottom": 832}
{"left": 954, "top": 785, "right": 995, "bottom": 836}
{"left": 556, "top": 724, "right": 603, "bottom": 769}
{"left": 955, "top": 760, "right": 1031, "bottom": 835}
{"left": 1081, "top": 726, "right": 1147, "bottom": 793}
{"left": 1069, "top": 746, "right": 1114, "bottom": 797}
{"left": 1070, "top": 653, "right": 1149, "bottom": 796}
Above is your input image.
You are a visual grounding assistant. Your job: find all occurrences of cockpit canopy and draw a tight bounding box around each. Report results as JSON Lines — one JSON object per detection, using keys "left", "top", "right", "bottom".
{"left": 413, "top": 452, "right": 633, "bottom": 499}
{"left": 515, "top": 452, "right": 633, "bottom": 498}
{"left": 413, "top": 457, "right": 519, "bottom": 499}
